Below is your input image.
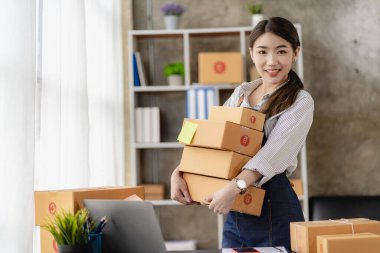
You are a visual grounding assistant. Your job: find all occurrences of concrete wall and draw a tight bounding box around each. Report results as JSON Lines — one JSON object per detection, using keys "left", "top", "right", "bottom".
{"left": 128, "top": 0, "right": 380, "bottom": 248}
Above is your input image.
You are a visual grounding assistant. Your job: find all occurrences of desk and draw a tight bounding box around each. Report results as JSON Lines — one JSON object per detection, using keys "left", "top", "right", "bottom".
{"left": 172, "top": 247, "right": 288, "bottom": 253}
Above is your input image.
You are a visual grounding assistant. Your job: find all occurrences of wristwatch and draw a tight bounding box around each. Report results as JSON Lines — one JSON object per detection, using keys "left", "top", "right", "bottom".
{"left": 234, "top": 178, "right": 247, "bottom": 194}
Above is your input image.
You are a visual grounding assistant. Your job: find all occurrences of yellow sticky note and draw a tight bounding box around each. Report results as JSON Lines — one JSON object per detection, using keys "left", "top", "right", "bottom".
{"left": 177, "top": 121, "right": 198, "bottom": 144}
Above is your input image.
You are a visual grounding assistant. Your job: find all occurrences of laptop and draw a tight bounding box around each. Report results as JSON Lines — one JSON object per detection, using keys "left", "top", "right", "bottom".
{"left": 84, "top": 199, "right": 167, "bottom": 253}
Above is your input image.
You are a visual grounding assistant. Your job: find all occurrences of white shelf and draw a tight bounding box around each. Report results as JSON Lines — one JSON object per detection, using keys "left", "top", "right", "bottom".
{"left": 133, "top": 86, "right": 188, "bottom": 92}
{"left": 134, "top": 142, "right": 183, "bottom": 149}
{"left": 133, "top": 84, "right": 237, "bottom": 92}
{"left": 130, "top": 26, "right": 254, "bottom": 37}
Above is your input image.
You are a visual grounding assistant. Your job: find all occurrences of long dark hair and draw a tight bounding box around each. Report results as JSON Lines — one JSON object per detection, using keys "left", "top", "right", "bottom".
{"left": 249, "top": 17, "right": 304, "bottom": 118}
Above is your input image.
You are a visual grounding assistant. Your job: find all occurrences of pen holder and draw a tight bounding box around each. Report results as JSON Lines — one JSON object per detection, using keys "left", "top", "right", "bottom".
{"left": 89, "top": 232, "right": 102, "bottom": 253}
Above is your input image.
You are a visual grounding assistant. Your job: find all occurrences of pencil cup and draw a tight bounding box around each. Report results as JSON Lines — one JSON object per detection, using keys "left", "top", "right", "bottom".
{"left": 89, "top": 232, "right": 102, "bottom": 253}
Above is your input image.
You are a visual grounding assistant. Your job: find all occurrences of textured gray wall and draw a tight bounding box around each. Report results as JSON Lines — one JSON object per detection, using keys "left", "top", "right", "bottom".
{"left": 130, "top": 0, "right": 380, "bottom": 248}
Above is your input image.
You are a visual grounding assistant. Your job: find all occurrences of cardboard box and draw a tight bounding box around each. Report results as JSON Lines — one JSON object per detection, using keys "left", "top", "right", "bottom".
{"left": 317, "top": 233, "right": 380, "bottom": 253}
{"left": 183, "top": 173, "right": 265, "bottom": 216}
{"left": 40, "top": 228, "right": 59, "bottom": 253}
{"left": 140, "top": 184, "right": 165, "bottom": 200}
{"left": 198, "top": 52, "right": 243, "bottom": 84}
{"left": 34, "top": 186, "right": 144, "bottom": 226}
{"left": 183, "top": 119, "right": 264, "bottom": 157}
{"left": 290, "top": 218, "right": 380, "bottom": 253}
{"left": 179, "top": 146, "right": 251, "bottom": 179}
{"left": 290, "top": 179, "right": 303, "bottom": 196}
{"left": 209, "top": 106, "right": 265, "bottom": 131}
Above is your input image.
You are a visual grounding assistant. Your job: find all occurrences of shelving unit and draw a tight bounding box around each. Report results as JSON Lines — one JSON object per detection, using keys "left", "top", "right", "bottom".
{"left": 128, "top": 25, "right": 308, "bottom": 248}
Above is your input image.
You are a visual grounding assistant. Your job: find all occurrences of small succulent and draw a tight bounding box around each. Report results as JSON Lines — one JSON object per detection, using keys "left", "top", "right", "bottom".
{"left": 248, "top": 1, "right": 263, "bottom": 14}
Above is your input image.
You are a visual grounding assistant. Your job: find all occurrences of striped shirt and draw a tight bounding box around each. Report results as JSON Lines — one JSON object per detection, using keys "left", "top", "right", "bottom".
{"left": 223, "top": 78, "right": 314, "bottom": 187}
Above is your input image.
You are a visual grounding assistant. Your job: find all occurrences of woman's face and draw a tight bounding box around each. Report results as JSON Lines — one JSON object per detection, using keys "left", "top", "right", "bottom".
{"left": 250, "top": 32, "right": 299, "bottom": 86}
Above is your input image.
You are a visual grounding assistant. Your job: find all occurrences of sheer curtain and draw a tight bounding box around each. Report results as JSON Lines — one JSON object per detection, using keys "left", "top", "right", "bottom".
{"left": 35, "top": 0, "right": 124, "bottom": 190}
{"left": 0, "top": 1, "right": 36, "bottom": 253}
{"left": 33, "top": 0, "right": 124, "bottom": 252}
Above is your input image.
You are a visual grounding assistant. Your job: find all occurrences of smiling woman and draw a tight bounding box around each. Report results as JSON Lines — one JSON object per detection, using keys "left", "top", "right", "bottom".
{"left": 171, "top": 17, "right": 314, "bottom": 252}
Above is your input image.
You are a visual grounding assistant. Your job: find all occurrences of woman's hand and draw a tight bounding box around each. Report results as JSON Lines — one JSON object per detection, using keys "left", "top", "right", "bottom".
{"left": 170, "top": 166, "right": 193, "bottom": 204}
{"left": 205, "top": 181, "right": 240, "bottom": 215}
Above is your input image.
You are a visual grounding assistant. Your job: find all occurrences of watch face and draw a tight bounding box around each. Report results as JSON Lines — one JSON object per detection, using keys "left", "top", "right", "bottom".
{"left": 237, "top": 179, "right": 247, "bottom": 189}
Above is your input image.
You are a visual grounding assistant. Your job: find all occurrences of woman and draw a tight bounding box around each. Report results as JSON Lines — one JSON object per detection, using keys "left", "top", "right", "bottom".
{"left": 171, "top": 17, "right": 314, "bottom": 251}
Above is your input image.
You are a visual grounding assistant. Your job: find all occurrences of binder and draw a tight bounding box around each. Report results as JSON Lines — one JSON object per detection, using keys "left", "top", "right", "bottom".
{"left": 133, "top": 53, "right": 140, "bottom": 86}
{"left": 135, "top": 52, "right": 147, "bottom": 86}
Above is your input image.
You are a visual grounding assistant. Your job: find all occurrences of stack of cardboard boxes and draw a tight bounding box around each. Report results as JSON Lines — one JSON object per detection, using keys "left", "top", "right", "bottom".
{"left": 290, "top": 218, "right": 380, "bottom": 253}
{"left": 177, "top": 106, "right": 267, "bottom": 215}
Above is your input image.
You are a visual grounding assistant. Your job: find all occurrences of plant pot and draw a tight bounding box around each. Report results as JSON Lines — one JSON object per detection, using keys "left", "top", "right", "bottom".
{"left": 167, "top": 75, "right": 183, "bottom": 86}
{"left": 251, "top": 14, "right": 264, "bottom": 27}
{"left": 58, "top": 244, "right": 89, "bottom": 253}
{"left": 164, "top": 15, "right": 180, "bottom": 30}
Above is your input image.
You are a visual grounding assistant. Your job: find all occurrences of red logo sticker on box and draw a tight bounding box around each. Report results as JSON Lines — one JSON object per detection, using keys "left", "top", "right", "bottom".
{"left": 240, "top": 135, "right": 250, "bottom": 146}
{"left": 53, "top": 240, "right": 58, "bottom": 253}
{"left": 49, "top": 202, "right": 56, "bottom": 214}
{"left": 250, "top": 115, "right": 256, "bottom": 124}
{"left": 214, "top": 61, "right": 226, "bottom": 74}
{"left": 244, "top": 194, "right": 252, "bottom": 205}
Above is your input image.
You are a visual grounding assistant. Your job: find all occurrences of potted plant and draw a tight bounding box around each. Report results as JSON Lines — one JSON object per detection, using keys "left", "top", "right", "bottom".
{"left": 247, "top": 0, "right": 264, "bottom": 27}
{"left": 43, "top": 208, "right": 94, "bottom": 253}
{"left": 160, "top": 2, "right": 185, "bottom": 30}
{"left": 163, "top": 62, "right": 184, "bottom": 86}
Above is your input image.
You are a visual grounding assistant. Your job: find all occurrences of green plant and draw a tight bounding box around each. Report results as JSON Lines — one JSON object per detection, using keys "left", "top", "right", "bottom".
{"left": 247, "top": 1, "right": 263, "bottom": 14}
{"left": 43, "top": 208, "right": 94, "bottom": 246}
{"left": 163, "top": 62, "right": 185, "bottom": 77}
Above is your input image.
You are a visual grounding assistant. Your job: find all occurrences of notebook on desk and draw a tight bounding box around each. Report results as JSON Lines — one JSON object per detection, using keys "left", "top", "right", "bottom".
{"left": 84, "top": 199, "right": 167, "bottom": 253}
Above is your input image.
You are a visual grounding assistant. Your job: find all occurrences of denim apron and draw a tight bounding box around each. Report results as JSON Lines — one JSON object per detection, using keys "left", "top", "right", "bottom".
{"left": 222, "top": 136, "right": 305, "bottom": 252}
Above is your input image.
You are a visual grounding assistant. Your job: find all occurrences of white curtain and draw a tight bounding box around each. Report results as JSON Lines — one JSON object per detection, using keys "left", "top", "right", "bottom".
{"left": 0, "top": 1, "right": 36, "bottom": 253}
{"left": 35, "top": 0, "right": 124, "bottom": 190}
{"left": 0, "top": 0, "right": 124, "bottom": 251}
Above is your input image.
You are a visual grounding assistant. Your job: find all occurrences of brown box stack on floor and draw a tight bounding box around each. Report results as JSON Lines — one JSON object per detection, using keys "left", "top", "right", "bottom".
{"left": 177, "top": 106, "right": 266, "bottom": 216}
{"left": 290, "top": 218, "right": 380, "bottom": 253}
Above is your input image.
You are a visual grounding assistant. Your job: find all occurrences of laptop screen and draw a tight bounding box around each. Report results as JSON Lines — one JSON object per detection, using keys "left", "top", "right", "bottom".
{"left": 84, "top": 200, "right": 167, "bottom": 253}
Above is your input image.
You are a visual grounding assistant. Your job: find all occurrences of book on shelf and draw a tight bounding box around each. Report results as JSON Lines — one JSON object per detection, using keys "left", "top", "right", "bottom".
{"left": 132, "top": 53, "right": 140, "bottom": 86}
{"left": 135, "top": 107, "right": 160, "bottom": 143}
{"left": 186, "top": 87, "right": 217, "bottom": 119}
{"left": 134, "top": 52, "right": 147, "bottom": 86}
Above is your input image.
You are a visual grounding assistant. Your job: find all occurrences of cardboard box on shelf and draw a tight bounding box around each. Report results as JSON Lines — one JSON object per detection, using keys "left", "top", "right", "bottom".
{"left": 179, "top": 146, "right": 251, "bottom": 179}
{"left": 317, "top": 233, "right": 380, "bottom": 253}
{"left": 183, "top": 173, "right": 265, "bottom": 216}
{"left": 209, "top": 106, "right": 265, "bottom": 132}
{"left": 181, "top": 119, "right": 263, "bottom": 157}
{"left": 198, "top": 52, "right": 243, "bottom": 84}
{"left": 290, "top": 179, "right": 303, "bottom": 196}
{"left": 34, "top": 186, "right": 145, "bottom": 226}
{"left": 140, "top": 184, "right": 165, "bottom": 200}
{"left": 290, "top": 218, "right": 380, "bottom": 253}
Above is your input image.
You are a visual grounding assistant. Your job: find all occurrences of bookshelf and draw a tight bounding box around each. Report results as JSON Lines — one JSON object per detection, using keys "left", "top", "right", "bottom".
{"left": 128, "top": 25, "right": 308, "bottom": 248}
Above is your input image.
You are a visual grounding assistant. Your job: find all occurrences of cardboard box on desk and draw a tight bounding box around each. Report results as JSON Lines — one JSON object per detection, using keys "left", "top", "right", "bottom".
{"left": 209, "top": 106, "right": 266, "bottom": 132}
{"left": 34, "top": 186, "right": 145, "bottom": 226}
{"left": 290, "top": 218, "right": 380, "bottom": 253}
{"left": 36, "top": 186, "right": 144, "bottom": 253}
{"left": 140, "top": 184, "right": 165, "bottom": 200}
{"left": 183, "top": 173, "right": 265, "bottom": 216}
{"left": 198, "top": 52, "right": 243, "bottom": 84}
{"left": 179, "top": 146, "right": 251, "bottom": 179}
{"left": 181, "top": 119, "right": 263, "bottom": 157}
{"left": 317, "top": 233, "right": 380, "bottom": 253}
